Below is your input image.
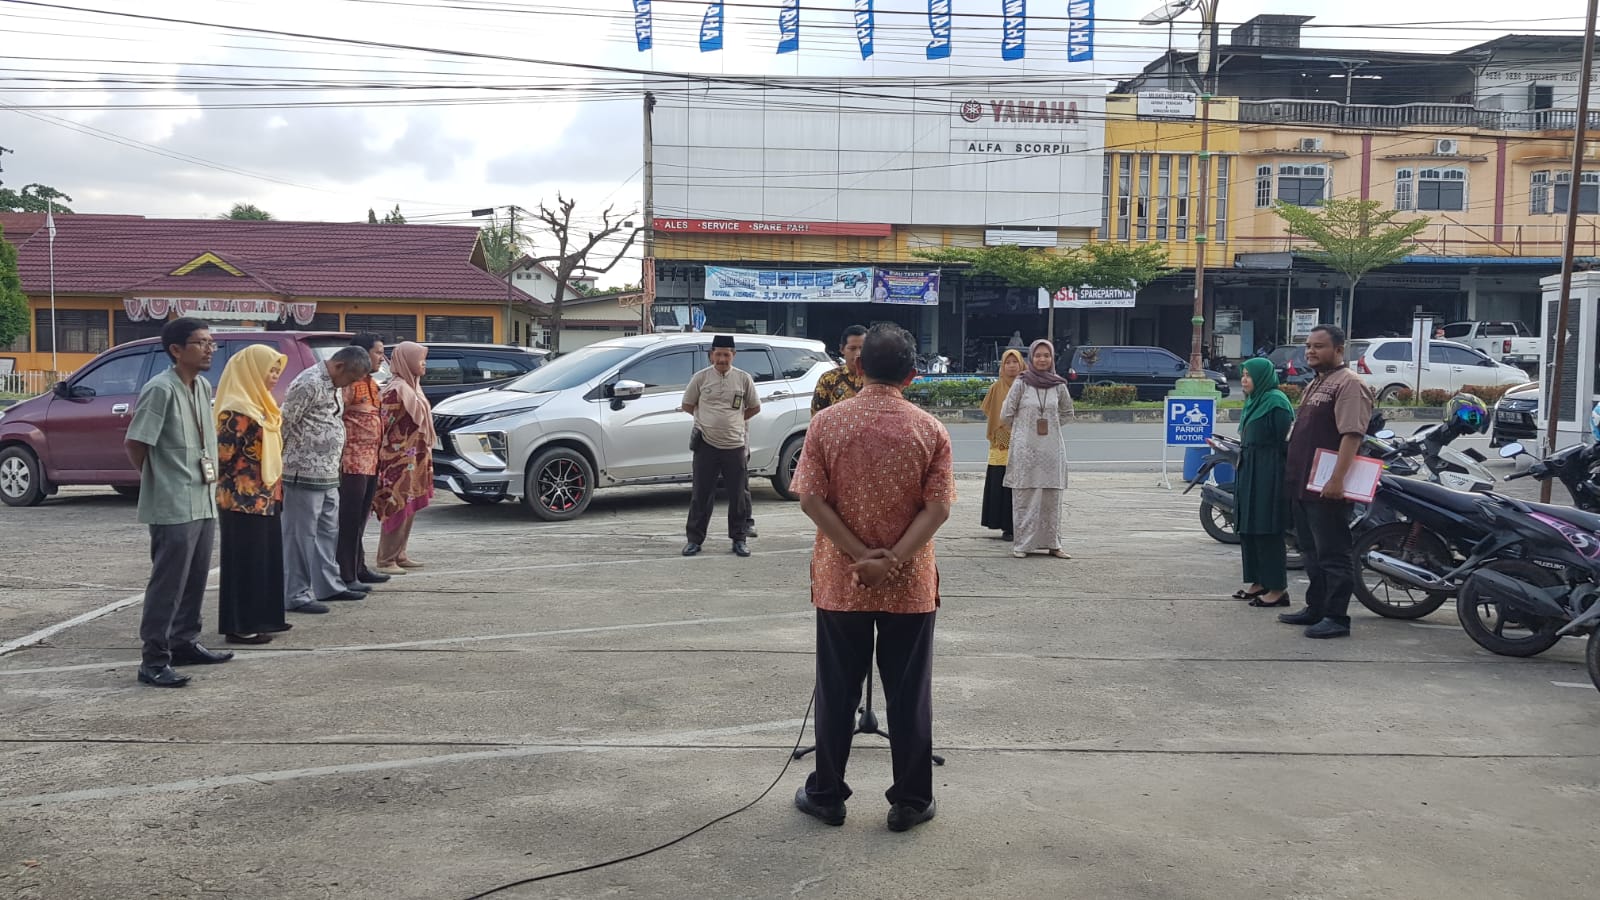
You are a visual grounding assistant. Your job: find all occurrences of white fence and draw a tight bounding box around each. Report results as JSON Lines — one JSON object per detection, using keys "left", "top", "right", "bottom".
{"left": 0, "top": 370, "right": 66, "bottom": 398}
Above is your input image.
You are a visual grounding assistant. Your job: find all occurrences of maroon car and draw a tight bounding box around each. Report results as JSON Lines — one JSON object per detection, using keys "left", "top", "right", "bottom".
{"left": 0, "top": 331, "right": 353, "bottom": 507}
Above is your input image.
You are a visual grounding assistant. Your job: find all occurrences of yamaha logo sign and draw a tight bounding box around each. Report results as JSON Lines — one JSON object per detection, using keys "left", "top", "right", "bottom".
{"left": 960, "top": 100, "right": 984, "bottom": 122}
{"left": 953, "top": 98, "right": 1081, "bottom": 125}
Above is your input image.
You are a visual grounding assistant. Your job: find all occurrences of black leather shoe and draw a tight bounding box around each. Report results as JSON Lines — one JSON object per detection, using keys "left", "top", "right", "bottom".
{"left": 137, "top": 664, "right": 191, "bottom": 687}
{"left": 732, "top": 541, "right": 752, "bottom": 558}
{"left": 682, "top": 543, "right": 702, "bottom": 557}
{"left": 794, "top": 786, "right": 845, "bottom": 826}
{"left": 345, "top": 582, "right": 372, "bottom": 594}
{"left": 289, "top": 600, "right": 331, "bottom": 614}
{"left": 171, "top": 643, "right": 234, "bottom": 666}
{"left": 316, "top": 590, "right": 366, "bottom": 602}
{"left": 1277, "top": 608, "right": 1321, "bottom": 626}
{"left": 358, "top": 570, "right": 391, "bottom": 584}
{"left": 1305, "top": 618, "right": 1352, "bottom": 639}
{"left": 887, "top": 798, "right": 937, "bottom": 833}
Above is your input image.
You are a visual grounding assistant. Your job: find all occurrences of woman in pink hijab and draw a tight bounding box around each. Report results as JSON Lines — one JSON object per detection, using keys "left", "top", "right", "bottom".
{"left": 372, "top": 342, "right": 436, "bottom": 574}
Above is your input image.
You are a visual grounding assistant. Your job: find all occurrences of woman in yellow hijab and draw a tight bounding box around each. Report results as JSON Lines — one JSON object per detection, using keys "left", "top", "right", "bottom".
{"left": 979, "top": 349, "right": 1026, "bottom": 541}
{"left": 214, "top": 344, "right": 290, "bottom": 645}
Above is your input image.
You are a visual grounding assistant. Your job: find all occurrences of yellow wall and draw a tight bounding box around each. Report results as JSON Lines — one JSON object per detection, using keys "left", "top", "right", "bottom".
{"left": 3, "top": 295, "right": 520, "bottom": 375}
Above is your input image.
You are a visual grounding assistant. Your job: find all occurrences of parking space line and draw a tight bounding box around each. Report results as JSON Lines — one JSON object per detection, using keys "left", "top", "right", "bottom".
{"left": 0, "top": 717, "right": 807, "bottom": 809}
{"left": 0, "top": 569, "right": 219, "bottom": 657}
{"left": 1551, "top": 681, "right": 1594, "bottom": 690}
{"left": 402, "top": 547, "right": 811, "bottom": 580}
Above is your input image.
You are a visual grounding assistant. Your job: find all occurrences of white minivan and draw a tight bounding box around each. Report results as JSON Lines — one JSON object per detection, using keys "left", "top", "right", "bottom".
{"left": 428, "top": 333, "right": 836, "bottom": 520}
{"left": 1348, "top": 338, "right": 1531, "bottom": 404}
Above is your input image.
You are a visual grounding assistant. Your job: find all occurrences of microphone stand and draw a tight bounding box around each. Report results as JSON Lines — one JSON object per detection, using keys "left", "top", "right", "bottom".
{"left": 793, "top": 650, "right": 946, "bottom": 767}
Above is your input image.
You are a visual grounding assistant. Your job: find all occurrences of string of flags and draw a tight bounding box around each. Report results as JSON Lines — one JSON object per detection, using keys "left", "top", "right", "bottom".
{"left": 633, "top": 0, "right": 1095, "bottom": 61}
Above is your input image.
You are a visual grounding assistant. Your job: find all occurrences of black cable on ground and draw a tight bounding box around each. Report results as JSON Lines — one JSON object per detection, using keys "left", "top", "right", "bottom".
{"left": 459, "top": 691, "right": 816, "bottom": 899}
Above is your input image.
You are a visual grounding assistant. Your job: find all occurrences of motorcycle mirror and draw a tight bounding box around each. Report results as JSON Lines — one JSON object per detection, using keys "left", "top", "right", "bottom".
{"left": 1499, "top": 442, "right": 1525, "bottom": 458}
{"left": 1375, "top": 429, "right": 1396, "bottom": 440}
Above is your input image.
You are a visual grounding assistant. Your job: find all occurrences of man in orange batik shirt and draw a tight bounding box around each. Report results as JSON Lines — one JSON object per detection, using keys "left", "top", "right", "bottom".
{"left": 791, "top": 323, "right": 956, "bottom": 834}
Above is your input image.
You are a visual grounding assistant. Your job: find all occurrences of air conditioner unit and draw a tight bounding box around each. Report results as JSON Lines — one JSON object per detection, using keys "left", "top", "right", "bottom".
{"left": 1435, "top": 139, "right": 1460, "bottom": 155}
{"left": 1297, "top": 138, "right": 1323, "bottom": 152}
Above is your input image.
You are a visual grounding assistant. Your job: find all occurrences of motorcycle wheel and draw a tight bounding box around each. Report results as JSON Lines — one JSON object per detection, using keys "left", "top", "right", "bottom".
{"left": 1588, "top": 631, "right": 1600, "bottom": 694}
{"left": 1457, "top": 560, "right": 1565, "bottom": 658}
{"left": 1353, "top": 523, "right": 1453, "bottom": 619}
{"left": 1199, "top": 499, "right": 1241, "bottom": 544}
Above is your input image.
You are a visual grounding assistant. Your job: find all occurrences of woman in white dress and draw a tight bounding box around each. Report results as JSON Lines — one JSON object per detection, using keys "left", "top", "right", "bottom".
{"left": 1001, "top": 339, "right": 1075, "bottom": 559}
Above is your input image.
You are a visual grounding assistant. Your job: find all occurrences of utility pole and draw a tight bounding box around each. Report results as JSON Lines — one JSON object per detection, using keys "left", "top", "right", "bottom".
{"left": 642, "top": 91, "right": 657, "bottom": 334}
{"left": 505, "top": 204, "right": 517, "bottom": 345}
{"left": 1540, "top": 0, "right": 1597, "bottom": 504}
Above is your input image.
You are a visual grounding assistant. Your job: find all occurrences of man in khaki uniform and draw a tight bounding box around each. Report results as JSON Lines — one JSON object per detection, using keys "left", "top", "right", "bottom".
{"left": 682, "top": 335, "right": 761, "bottom": 558}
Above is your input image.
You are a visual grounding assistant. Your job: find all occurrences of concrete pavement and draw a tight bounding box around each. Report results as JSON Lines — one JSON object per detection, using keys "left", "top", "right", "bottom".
{"left": 1, "top": 471, "right": 1597, "bottom": 899}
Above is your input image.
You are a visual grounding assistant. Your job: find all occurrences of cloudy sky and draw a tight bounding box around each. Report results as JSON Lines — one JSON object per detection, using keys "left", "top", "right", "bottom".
{"left": 0, "top": 0, "right": 1586, "bottom": 267}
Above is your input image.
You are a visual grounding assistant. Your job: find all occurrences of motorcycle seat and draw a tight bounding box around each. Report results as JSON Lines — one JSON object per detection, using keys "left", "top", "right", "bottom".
{"left": 1519, "top": 500, "right": 1600, "bottom": 535}
{"left": 1382, "top": 476, "right": 1484, "bottom": 516}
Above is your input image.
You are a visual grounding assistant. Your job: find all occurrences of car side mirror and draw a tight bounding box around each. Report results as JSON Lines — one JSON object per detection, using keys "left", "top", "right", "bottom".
{"left": 612, "top": 379, "right": 645, "bottom": 401}
{"left": 1375, "top": 430, "right": 1395, "bottom": 440}
{"left": 51, "top": 381, "right": 70, "bottom": 398}
{"left": 1499, "top": 442, "right": 1525, "bottom": 458}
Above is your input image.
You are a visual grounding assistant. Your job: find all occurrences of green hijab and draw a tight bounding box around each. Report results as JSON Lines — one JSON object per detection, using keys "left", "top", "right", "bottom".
{"left": 1239, "top": 356, "right": 1295, "bottom": 431}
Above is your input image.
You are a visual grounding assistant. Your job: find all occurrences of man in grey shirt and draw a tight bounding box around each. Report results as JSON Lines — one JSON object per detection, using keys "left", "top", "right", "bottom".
{"left": 280, "top": 346, "right": 372, "bottom": 614}
{"left": 681, "top": 335, "right": 761, "bottom": 558}
{"left": 124, "top": 318, "right": 232, "bottom": 687}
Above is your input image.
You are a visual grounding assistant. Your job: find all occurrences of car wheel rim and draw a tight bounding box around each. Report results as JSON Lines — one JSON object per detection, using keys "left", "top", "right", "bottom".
{"left": 786, "top": 446, "right": 800, "bottom": 484}
{"left": 0, "top": 457, "right": 30, "bottom": 498}
{"left": 538, "top": 459, "right": 586, "bottom": 512}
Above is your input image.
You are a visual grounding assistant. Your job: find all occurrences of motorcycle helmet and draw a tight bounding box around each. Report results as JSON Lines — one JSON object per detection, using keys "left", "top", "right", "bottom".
{"left": 1591, "top": 400, "right": 1600, "bottom": 442}
{"left": 1445, "top": 393, "right": 1489, "bottom": 435}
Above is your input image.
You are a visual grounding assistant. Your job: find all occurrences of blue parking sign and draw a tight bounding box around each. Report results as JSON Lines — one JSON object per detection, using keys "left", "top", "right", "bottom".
{"left": 1165, "top": 397, "right": 1215, "bottom": 447}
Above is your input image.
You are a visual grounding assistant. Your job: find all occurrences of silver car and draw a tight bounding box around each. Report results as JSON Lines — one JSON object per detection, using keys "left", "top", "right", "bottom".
{"left": 428, "top": 333, "right": 836, "bottom": 520}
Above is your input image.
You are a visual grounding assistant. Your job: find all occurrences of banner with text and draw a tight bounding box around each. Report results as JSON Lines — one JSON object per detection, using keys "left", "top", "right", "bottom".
{"left": 706, "top": 267, "right": 873, "bottom": 303}
{"left": 853, "top": 0, "right": 875, "bottom": 59}
{"left": 633, "top": 0, "right": 652, "bottom": 51}
{"left": 926, "top": 0, "right": 951, "bottom": 59}
{"left": 1067, "top": 0, "right": 1094, "bottom": 62}
{"left": 700, "top": 1, "right": 723, "bottom": 51}
{"left": 1037, "top": 285, "right": 1138, "bottom": 309}
{"left": 778, "top": 0, "right": 800, "bottom": 53}
{"left": 873, "top": 270, "right": 941, "bottom": 306}
{"left": 1002, "top": 0, "right": 1026, "bottom": 61}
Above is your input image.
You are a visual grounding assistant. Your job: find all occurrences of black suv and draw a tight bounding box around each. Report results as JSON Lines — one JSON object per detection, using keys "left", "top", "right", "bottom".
{"left": 385, "top": 343, "right": 551, "bottom": 403}
{"left": 1066, "top": 346, "right": 1231, "bottom": 400}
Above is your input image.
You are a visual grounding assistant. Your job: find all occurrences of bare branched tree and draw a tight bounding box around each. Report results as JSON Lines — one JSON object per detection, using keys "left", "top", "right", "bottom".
{"left": 523, "top": 195, "right": 640, "bottom": 351}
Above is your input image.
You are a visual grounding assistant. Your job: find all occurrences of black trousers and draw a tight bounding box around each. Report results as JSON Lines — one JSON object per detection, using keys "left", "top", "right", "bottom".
{"left": 218, "top": 511, "right": 288, "bottom": 636}
{"left": 139, "top": 519, "right": 214, "bottom": 667}
{"left": 686, "top": 444, "right": 750, "bottom": 544}
{"left": 336, "top": 472, "right": 378, "bottom": 583}
{"left": 1293, "top": 498, "right": 1356, "bottom": 624}
{"left": 804, "top": 609, "right": 937, "bottom": 812}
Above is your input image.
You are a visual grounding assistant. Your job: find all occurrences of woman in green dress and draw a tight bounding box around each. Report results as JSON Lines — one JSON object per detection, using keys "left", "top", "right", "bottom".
{"left": 1233, "top": 356, "right": 1296, "bottom": 608}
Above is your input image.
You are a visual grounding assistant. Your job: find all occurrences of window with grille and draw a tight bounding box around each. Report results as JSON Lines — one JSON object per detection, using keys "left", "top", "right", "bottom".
{"left": 1099, "top": 156, "right": 1111, "bottom": 240}
{"left": 1417, "top": 168, "right": 1466, "bottom": 211}
{"left": 1255, "top": 165, "right": 1273, "bottom": 208}
{"left": 1530, "top": 171, "right": 1550, "bottom": 215}
{"left": 1277, "top": 164, "right": 1327, "bottom": 207}
{"left": 1116, "top": 155, "right": 1132, "bottom": 240}
{"left": 424, "top": 315, "right": 494, "bottom": 343}
{"left": 1156, "top": 155, "right": 1172, "bottom": 241}
{"left": 267, "top": 312, "right": 341, "bottom": 332}
{"left": 1395, "top": 168, "right": 1414, "bottom": 211}
{"left": 33, "top": 309, "right": 109, "bottom": 354}
{"left": 1136, "top": 154, "right": 1152, "bottom": 241}
{"left": 1214, "top": 156, "right": 1230, "bottom": 241}
{"left": 1176, "top": 157, "right": 1191, "bottom": 240}
{"left": 343, "top": 314, "right": 418, "bottom": 343}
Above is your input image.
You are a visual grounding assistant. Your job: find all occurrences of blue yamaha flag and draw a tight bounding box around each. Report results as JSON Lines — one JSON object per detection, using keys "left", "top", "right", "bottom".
{"left": 1002, "top": 0, "right": 1026, "bottom": 61}
{"left": 633, "top": 0, "right": 652, "bottom": 51}
{"left": 854, "top": 0, "right": 875, "bottom": 59}
{"left": 926, "top": 0, "right": 951, "bottom": 59}
{"left": 1068, "top": 0, "right": 1095, "bottom": 62}
{"left": 778, "top": 0, "right": 800, "bottom": 54}
{"left": 700, "top": 1, "right": 723, "bottom": 51}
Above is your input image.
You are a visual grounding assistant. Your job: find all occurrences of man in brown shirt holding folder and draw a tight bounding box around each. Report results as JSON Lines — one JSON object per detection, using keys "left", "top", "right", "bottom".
{"left": 1280, "top": 324, "right": 1374, "bottom": 639}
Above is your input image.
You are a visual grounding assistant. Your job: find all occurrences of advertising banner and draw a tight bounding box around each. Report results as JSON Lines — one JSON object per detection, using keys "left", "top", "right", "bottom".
{"left": 926, "top": 0, "right": 952, "bottom": 59}
{"left": 705, "top": 267, "right": 873, "bottom": 303}
{"left": 1037, "top": 285, "right": 1138, "bottom": 309}
{"left": 1002, "top": 0, "right": 1026, "bottom": 61}
{"left": 1067, "top": 0, "right": 1094, "bottom": 62}
{"left": 632, "top": 0, "right": 652, "bottom": 51}
{"left": 778, "top": 0, "right": 800, "bottom": 54}
{"left": 700, "top": 1, "right": 723, "bottom": 51}
{"left": 873, "top": 270, "right": 941, "bottom": 306}
{"left": 854, "top": 0, "right": 874, "bottom": 59}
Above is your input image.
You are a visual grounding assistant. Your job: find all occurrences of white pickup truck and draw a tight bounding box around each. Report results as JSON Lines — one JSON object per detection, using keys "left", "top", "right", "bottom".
{"left": 1438, "top": 321, "right": 1540, "bottom": 372}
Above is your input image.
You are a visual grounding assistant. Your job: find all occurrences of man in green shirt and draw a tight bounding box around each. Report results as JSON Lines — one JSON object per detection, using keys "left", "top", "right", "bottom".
{"left": 125, "top": 317, "right": 232, "bottom": 687}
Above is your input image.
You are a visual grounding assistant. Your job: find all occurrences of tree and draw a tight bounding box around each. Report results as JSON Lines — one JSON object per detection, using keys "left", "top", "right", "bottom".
{"left": 220, "top": 203, "right": 273, "bottom": 221}
{"left": 367, "top": 208, "right": 379, "bottom": 224}
{"left": 0, "top": 224, "right": 29, "bottom": 351}
{"left": 381, "top": 204, "right": 407, "bottom": 225}
{"left": 521, "top": 196, "right": 640, "bottom": 350}
{"left": 0, "top": 182, "right": 73, "bottom": 214}
{"left": 1273, "top": 199, "right": 1429, "bottom": 333}
{"left": 915, "top": 241, "right": 1173, "bottom": 336}
{"left": 478, "top": 219, "right": 533, "bottom": 276}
